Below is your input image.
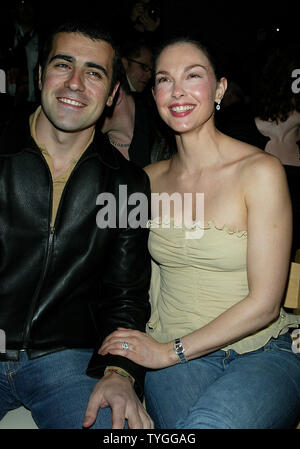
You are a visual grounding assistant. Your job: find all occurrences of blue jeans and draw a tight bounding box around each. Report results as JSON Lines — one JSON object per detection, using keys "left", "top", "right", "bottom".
{"left": 145, "top": 332, "right": 300, "bottom": 429}
{"left": 0, "top": 349, "right": 114, "bottom": 429}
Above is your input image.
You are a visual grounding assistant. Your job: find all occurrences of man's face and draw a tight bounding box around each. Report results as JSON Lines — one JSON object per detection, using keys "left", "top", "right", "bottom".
{"left": 124, "top": 46, "right": 153, "bottom": 92}
{"left": 39, "top": 32, "right": 118, "bottom": 133}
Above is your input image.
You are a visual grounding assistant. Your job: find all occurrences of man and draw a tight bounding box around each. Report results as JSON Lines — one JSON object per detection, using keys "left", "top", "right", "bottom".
{"left": 121, "top": 40, "right": 153, "bottom": 93}
{"left": 100, "top": 71, "right": 159, "bottom": 167}
{"left": 0, "top": 19, "right": 152, "bottom": 429}
{"left": 129, "top": 0, "right": 161, "bottom": 35}
{"left": 3, "top": 0, "right": 40, "bottom": 104}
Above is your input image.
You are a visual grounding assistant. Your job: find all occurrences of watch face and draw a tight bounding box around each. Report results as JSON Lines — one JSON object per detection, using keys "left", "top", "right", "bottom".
{"left": 176, "top": 343, "right": 184, "bottom": 353}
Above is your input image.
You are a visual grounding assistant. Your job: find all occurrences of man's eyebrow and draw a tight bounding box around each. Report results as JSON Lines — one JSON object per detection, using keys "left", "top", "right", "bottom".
{"left": 48, "top": 54, "right": 74, "bottom": 64}
{"left": 48, "top": 54, "right": 109, "bottom": 78}
{"left": 85, "top": 62, "right": 108, "bottom": 78}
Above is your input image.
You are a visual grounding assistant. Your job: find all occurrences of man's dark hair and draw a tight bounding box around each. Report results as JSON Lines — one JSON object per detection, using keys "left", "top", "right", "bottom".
{"left": 120, "top": 38, "right": 153, "bottom": 62}
{"left": 39, "top": 19, "right": 123, "bottom": 95}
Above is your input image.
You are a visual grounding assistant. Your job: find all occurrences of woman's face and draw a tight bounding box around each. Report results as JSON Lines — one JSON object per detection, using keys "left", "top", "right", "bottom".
{"left": 153, "top": 42, "right": 226, "bottom": 134}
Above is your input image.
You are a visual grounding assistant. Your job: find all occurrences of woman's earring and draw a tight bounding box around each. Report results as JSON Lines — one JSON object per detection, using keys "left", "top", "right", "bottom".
{"left": 216, "top": 99, "right": 221, "bottom": 111}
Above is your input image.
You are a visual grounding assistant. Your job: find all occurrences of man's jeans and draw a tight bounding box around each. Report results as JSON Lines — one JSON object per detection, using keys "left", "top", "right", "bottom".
{"left": 0, "top": 349, "right": 113, "bottom": 428}
{"left": 145, "top": 332, "right": 300, "bottom": 429}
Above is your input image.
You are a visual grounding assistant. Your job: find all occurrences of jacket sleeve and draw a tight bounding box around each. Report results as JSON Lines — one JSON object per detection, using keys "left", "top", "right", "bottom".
{"left": 86, "top": 169, "right": 151, "bottom": 399}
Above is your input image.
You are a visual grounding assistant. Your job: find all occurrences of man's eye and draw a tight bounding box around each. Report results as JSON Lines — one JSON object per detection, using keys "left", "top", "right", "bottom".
{"left": 88, "top": 71, "right": 102, "bottom": 79}
{"left": 55, "top": 63, "right": 70, "bottom": 69}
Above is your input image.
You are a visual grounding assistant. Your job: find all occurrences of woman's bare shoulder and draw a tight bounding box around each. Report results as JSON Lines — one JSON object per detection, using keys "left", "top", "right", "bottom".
{"left": 232, "top": 141, "right": 288, "bottom": 196}
{"left": 224, "top": 135, "right": 284, "bottom": 174}
{"left": 239, "top": 142, "right": 285, "bottom": 177}
{"left": 219, "top": 135, "right": 287, "bottom": 194}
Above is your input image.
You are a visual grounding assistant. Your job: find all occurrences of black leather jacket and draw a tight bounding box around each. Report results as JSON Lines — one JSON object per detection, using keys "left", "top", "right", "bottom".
{"left": 0, "top": 112, "right": 151, "bottom": 397}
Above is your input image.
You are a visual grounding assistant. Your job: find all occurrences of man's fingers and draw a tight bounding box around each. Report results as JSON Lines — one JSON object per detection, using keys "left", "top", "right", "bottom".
{"left": 111, "top": 401, "right": 126, "bottom": 429}
{"left": 140, "top": 408, "right": 155, "bottom": 429}
{"left": 82, "top": 392, "right": 103, "bottom": 428}
{"left": 126, "top": 403, "right": 144, "bottom": 430}
{"left": 127, "top": 403, "right": 154, "bottom": 429}
{"left": 138, "top": 403, "right": 154, "bottom": 429}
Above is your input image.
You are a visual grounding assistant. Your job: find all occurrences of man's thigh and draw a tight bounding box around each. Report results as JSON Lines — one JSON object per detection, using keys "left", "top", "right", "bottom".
{"left": 0, "top": 363, "right": 22, "bottom": 421}
{"left": 14, "top": 349, "right": 113, "bottom": 429}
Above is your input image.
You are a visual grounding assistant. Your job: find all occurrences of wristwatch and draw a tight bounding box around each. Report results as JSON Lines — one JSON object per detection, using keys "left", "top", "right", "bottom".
{"left": 173, "top": 337, "right": 188, "bottom": 363}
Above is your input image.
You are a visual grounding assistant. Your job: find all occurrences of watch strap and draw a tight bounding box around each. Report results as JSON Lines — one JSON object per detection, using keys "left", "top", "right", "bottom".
{"left": 173, "top": 337, "right": 188, "bottom": 363}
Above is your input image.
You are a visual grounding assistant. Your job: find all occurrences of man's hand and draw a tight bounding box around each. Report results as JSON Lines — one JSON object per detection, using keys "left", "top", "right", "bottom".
{"left": 82, "top": 372, "right": 154, "bottom": 429}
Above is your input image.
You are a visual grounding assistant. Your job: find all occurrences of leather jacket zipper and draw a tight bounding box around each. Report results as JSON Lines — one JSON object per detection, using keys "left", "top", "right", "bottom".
{"left": 21, "top": 150, "right": 96, "bottom": 350}
{"left": 22, "top": 226, "right": 55, "bottom": 349}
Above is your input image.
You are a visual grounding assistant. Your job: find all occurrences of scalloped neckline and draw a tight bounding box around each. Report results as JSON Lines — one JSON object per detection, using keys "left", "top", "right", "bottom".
{"left": 147, "top": 216, "right": 248, "bottom": 237}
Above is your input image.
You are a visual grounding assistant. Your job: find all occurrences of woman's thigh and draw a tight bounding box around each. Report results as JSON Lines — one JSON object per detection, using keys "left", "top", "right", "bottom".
{"left": 176, "top": 333, "right": 300, "bottom": 429}
{"left": 145, "top": 351, "right": 224, "bottom": 429}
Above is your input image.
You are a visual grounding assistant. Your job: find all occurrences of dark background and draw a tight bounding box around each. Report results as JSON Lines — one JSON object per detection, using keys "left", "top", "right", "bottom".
{"left": 0, "top": 0, "right": 298, "bottom": 96}
{"left": 0, "top": 0, "right": 297, "bottom": 47}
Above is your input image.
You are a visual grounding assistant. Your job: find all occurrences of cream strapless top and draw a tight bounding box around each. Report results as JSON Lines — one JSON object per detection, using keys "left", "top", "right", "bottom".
{"left": 146, "top": 218, "right": 300, "bottom": 353}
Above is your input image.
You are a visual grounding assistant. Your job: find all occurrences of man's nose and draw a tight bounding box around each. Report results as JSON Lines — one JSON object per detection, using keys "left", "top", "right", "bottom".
{"left": 64, "top": 69, "right": 85, "bottom": 91}
{"left": 145, "top": 70, "right": 152, "bottom": 81}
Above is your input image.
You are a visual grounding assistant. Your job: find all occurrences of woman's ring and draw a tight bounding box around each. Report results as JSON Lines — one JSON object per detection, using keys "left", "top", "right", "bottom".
{"left": 122, "top": 341, "right": 130, "bottom": 350}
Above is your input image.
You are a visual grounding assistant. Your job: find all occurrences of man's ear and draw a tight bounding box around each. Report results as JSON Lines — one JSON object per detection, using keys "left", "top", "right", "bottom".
{"left": 38, "top": 65, "right": 43, "bottom": 91}
{"left": 121, "top": 57, "right": 129, "bottom": 71}
{"left": 106, "top": 81, "right": 120, "bottom": 107}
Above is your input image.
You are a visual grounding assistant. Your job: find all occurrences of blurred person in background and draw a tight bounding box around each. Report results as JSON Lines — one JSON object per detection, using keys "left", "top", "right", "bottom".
{"left": 121, "top": 39, "right": 153, "bottom": 93}
{"left": 2, "top": 0, "right": 40, "bottom": 104}
{"left": 254, "top": 44, "right": 300, "bottom": 259}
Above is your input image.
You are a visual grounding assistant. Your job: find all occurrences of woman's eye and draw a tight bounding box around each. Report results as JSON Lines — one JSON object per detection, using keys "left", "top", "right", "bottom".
{"left": 188, "top": 73, "right": 202, "bottom": 79}
{"left": 156, "top": 76, "right": 169, "bottom": 84}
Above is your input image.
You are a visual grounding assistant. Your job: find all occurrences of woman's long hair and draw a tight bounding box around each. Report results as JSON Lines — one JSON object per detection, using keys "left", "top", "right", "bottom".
{"left": 254, "top": 44, "right": 300, "bottom": 122}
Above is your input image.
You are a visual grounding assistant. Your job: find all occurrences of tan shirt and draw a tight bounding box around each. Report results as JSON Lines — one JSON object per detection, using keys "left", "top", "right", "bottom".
{"left": 146, "top": 218, "right": 300, "bottom": 353}
{"left": 29, "top": 106, "right": 94, "bottom": 225}
{"left": 29, "top": 107, "right": 134, "bottom": 382}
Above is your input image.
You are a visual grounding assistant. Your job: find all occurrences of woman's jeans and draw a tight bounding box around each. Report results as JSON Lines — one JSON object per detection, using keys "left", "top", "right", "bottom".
{"left": 0, "top": 349, "right": 114, "bottom": 429}
{"left": 145, "top": 332, "right": 300, "bottom": 429}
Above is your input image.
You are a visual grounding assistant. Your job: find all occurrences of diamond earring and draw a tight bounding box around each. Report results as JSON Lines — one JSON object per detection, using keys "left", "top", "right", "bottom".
{"left": 216, "top": 99, "right": 221, "bottom": 111}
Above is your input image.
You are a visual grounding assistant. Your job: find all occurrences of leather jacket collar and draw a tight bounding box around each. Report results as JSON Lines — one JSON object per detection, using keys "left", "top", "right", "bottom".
{"left": 0, "top": 108, "right": 120, "bottom": 170}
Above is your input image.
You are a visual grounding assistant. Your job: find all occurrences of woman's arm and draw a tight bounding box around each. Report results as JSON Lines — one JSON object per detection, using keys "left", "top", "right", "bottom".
{"left": 177, "top": 154, "right": 292, "bottom": 362}
{"left": 99, "top": 154, "right": 292, "bottom": 368}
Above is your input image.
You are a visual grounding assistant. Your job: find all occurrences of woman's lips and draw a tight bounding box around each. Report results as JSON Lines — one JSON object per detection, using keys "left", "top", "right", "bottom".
{"left": 168, "top": 104, "right": 196, "bottom": 117}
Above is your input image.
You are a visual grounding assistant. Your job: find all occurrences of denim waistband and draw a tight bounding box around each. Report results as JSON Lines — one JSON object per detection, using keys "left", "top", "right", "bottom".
{"left": 0, "top": 347, "right": 68, "bottom": 361}
{"left": 0, "top": 349, "right": 26, "bottom": 361}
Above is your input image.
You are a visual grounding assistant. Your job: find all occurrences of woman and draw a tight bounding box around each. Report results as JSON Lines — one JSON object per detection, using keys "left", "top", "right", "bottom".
{"left": 99, "top": 37, "right": 300, "bottom": 429}
{"left": 254, "top": 44, "right": 300, "bottom": 260}
{"left": 254, "top": 44, "right": 300, "bottom": 167}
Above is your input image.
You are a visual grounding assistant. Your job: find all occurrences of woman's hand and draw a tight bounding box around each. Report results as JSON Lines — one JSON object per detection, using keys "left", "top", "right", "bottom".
{"left": 98, "top": 328, "right": 173, "bottom": 369}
